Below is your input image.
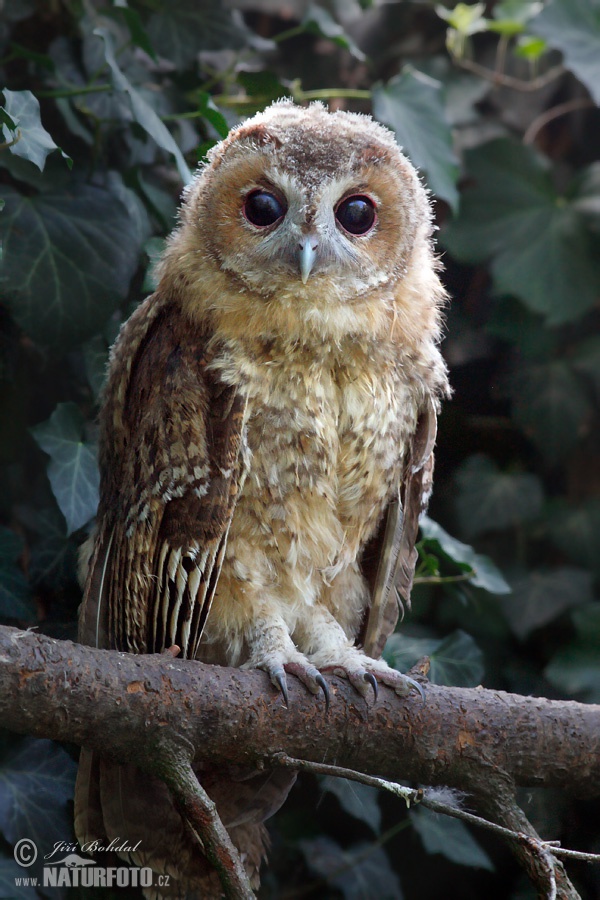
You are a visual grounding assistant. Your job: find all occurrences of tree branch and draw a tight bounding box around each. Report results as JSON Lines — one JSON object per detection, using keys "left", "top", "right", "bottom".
{"left": 1, "top": 624, "right": 599, "bottom": 898}
{"left": 159, "top": 751, "right": 255, "bottom": 899}
{"left": 2, "top": 626, "right": 597, "bottom": 792}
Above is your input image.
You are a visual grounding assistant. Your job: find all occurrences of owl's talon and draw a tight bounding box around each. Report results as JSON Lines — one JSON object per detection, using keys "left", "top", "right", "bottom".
{"left": 284, "top": 661, "right": 329, "bottom": 708}
{"left": 315, "top": 672, "right": 330, "bottom": 710}
{"left": 270, "top": 666, "right": 289, "bottom": 707}
{"left": 402, "top": 676, "right": 426, "bottom": 702}
{"left": 364, "top": 672, "right": 378, "bottom": 701}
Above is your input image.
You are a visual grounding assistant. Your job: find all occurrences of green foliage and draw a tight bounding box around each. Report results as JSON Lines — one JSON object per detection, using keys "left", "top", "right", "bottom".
{"left": 372, "top": 68, "right": 459, "bottom": 210}
{"left": 419, "top": 515, "right": 511, "bottom": 594}
{"left": 301, "top": 4, "right": 366, "bottom": 61}
{"left": 545, "top": 604, "right": 600, "bottom": 701}
{"left": 0, "top": 527, "right": 33, "bottom": 619}
{"left": 454, "top": 454, "right": 544, "bottom": 537}
{"left": 1, "top": 182, "right": 148, "bottom": 349}
{"left": 385, "top": 629, "right": 485, "bottom": 687}
{"left": 410, "top": 807, "right": 494, "bottom": 870}
{"left": 299, "top": 836, "right": 404, "bottom": 899}
{"left": 30, "top": 403, "right": 100, "bottom": 535}
{"left": 530, "top": 0, "right": 600, "bottom": 103}
{"left": 0, "top": 738, "right": 76, "bottom": 846}
{"left": 442, "top": 139, "right": 600, "bottom": 324}
{"left": 1, "top": 89, "right": 69, "bottom": 170}
{"left": 1, "top": 0, "right": 599, "bottom": 897}
{"left": 321, "top": 777, "right": 382, "bottom": 834}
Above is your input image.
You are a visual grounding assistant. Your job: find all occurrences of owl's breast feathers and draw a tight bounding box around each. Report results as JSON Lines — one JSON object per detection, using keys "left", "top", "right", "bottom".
{"left": 82, "top": 283, "right": 444, "bottom": 663}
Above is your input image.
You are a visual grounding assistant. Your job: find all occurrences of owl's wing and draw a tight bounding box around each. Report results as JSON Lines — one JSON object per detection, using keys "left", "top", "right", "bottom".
{"left": 78, "top": 294, "right": 247, "bottom": 659}
{"left": 361, "top": 397, "right": 437, "bottom": 658}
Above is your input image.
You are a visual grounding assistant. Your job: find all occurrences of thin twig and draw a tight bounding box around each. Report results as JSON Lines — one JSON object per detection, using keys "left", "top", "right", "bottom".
{"left": 36, "top": 83, "right": 112, "bottom": 98}
{"left": 455, "top": 57, "right": 565, "bottom": 91}
{"left": 413, "top": 572, "right": 475, "bottom": 585}
{"left": 272, "top": 754, "right": 600, "bottom": 880}
{"left": 523, "top": 98, "right": 596, "bottom": 145}
{"left": 547, "top": 845, "right": 600, "bottom": 864}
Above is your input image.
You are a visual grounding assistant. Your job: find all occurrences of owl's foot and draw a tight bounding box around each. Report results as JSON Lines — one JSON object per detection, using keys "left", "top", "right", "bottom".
{"left": 242, "top": 641, "right": 330, "bottom": 708}
{"left": 264, "top": 660, "right": 329, "bottom": 708}
{"left": 318, "top": 650, "right": 425, "bottom": 702}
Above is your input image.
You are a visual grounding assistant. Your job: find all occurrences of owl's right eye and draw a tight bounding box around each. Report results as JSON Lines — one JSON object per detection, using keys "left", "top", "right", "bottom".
{"left": 243, "top": 190, "right": 286, "bottom": 228}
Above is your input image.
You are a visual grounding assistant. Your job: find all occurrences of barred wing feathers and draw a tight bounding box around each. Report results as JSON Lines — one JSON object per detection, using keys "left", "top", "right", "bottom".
{"left": 79, "top": 291, "right": 247, "bottom": 659}
{"left": 361, "top": 397, "right": 437, "bottom": 659}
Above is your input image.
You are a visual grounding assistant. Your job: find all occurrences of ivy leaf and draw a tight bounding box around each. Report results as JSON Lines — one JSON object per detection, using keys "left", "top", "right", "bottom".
{"left": 435, "top": 3, "right": 487, "bottom": 58}
{"left": 195, "top": 91, "right": 230, "bottom": 139}
{"left": 514, "top": 34, "right": 547, "bottom": 60}
{"left": 411, "top": 807, "right": 494, "bottom": 870}
{"left": 545, "top": 604, "right": 600, "bottom": 701}
{"left": 1, "top": 89, "right": 67, "bottom": 171}
{"left": 530, "top": 0, "right": 600, "bottom": 104}
{"left": 95, "top": 27, "right": 192, "bottom": 185}
{"left": 0, "top": 527, "right": 33, "bottom": 620}
{"left": 502, "top": 568, "right": 593, "bottom": 640}
{"left": 428, "top": 630, "right": 485, "bottom": 686}
{"left": 455, "top": 454, "right": 544, "bottom": 538}
{"left": 112, "top": 0, "right": 158, "bottom": 61}
{"left": 435, "top": 3, "right": 487, "bottom": 35}
{"left": 420, "top": 516, "right": 511, "bottom": 594}
{"left": 486, "top": 298, "right": 557, "bottom": 359}
{"left": 372, "top": 67, "right": 459, "bottom": 210}
{"left": 442, "top": 139, "right": 600, "bottom": 323}
{"left": 0, "top": 738, "right": 77, "bottom": 854}
{"left": 299, "top": 836, "right": 404, "bottom": 899}
{"left": 302, "top": 5, "right": 366, "bottom": 61}
{"left": 30, "top": 403, "right": 99, "bottom": 535}
{"left": 508, "top": 361, "right": 593, "bottom": 463}
{"left": 385, "top": 630, "right": 484, "bottom": 687}
{"left": 383, "top": 633, "right": 440, "bottom": 672}
{"left": 1, "top": 182, "right": 143, "bottom": 350}
{"left": 546, "top": 500, "right": 600, "bottom": 578}
{"left": 488, "top": 0, "right": 544, "bottom": 36}
{"left": 146, "top": 0, "right": 248, "bottom": 70}
{"left": 22, "top": 506, "right": 77, "bottom": 589}
{"left": 321, "top": 777, "right": 381, "bottom": 835}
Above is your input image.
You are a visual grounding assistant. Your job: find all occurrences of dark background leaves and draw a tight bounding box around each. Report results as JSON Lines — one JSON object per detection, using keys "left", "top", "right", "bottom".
{"left": 1, "top": 1, "right": 599, "bottom": 898}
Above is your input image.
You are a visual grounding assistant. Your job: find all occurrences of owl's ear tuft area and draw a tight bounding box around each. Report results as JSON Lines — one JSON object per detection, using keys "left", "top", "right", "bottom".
{"left": 241, "top": 123, "right": 283, "bottom": 149}
{"left": 208, "top": 122, "right": 282, "bottom": 171}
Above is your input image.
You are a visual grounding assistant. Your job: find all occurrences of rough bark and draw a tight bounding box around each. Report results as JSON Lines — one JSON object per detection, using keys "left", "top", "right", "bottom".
{"left": 1, "top": 624, "right": 598, "bottom": 796}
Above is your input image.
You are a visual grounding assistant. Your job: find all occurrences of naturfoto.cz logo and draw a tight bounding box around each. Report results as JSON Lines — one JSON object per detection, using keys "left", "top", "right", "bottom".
{"left": 13, "top": 838, "right": 170, "bottom": 890}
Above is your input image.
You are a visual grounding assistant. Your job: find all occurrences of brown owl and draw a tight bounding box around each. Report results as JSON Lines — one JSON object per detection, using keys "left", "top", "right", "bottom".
{"left": 75, "top": 100, "right": 449, "bottom": 897}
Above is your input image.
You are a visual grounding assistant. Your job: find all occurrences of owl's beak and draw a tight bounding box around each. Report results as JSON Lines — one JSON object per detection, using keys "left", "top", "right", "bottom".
{"left": 299, "top": 237, "right": 318, "bottom": 284}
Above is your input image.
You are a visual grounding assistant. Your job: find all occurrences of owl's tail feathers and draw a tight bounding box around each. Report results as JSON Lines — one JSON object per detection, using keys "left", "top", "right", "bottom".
{"left": 74, "top": 748, "right": 106, "bottom": 849}
{"left": 74, "top": 751, "right": 294, "bottom": 899}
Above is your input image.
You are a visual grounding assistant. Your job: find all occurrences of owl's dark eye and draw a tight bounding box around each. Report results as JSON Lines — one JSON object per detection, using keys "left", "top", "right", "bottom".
{"left": 243, "top": 190, "right": 286, "bottom": 227}
{"left": 335, "top": 194, "right": 377, "bottom": 236}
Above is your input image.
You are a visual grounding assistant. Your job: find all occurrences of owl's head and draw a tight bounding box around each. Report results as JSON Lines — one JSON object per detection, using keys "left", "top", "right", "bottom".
{"left": 177, "top": 102, "right": 433, "bottom": 299}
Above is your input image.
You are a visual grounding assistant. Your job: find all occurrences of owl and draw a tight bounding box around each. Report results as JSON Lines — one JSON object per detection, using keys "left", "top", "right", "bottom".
{"left": 75, "top": 100, "right": 449, "bottom": 897}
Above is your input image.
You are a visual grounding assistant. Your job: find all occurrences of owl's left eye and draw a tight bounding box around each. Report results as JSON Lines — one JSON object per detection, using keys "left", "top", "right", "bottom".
{"left": 243, "top": 190, "right": 286, "bottom": 227}
{"left": 335, "top": 194, "right": 377, "bottom": 236}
